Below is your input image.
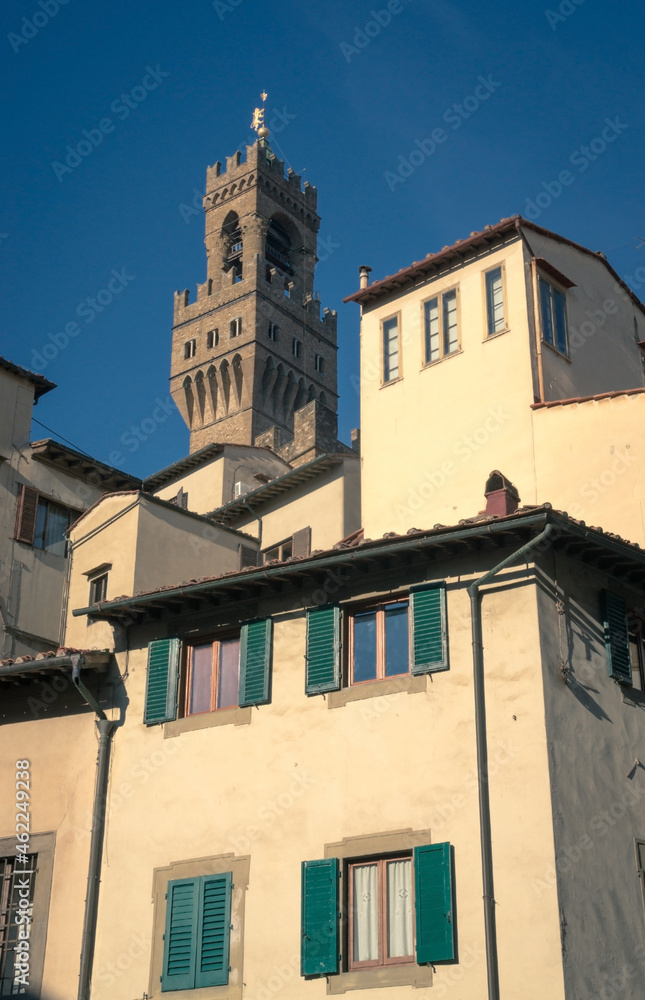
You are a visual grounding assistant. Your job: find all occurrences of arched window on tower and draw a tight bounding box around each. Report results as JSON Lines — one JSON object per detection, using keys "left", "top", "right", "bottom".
{"left": 222, "top": 211, "right": 243, "bottom": 282}
{"left": 266, "top": 218, "right": 292, "bottom": 272}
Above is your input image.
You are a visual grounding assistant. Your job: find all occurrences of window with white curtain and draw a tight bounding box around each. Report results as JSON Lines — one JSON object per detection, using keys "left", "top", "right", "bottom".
{"left": 348, "top": 856, "right": 413, "bottom": 969}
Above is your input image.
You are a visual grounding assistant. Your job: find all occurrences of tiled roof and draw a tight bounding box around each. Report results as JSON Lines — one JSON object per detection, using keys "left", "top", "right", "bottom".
{"left": 344, "top": 216, "right": 645, "bottom": 316}
{"left": 0, "top": 357, "right": 56, "bottom": 399}
{"left": 531, "top": 387, "right": 645, "bottom": 409}
{"left": 72, "top": 505, "right": 645, "bottom": 623}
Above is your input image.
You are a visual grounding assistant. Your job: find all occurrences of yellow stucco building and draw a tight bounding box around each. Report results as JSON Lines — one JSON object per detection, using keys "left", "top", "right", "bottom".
{"left": 2, "top": 129, "right": 645, "bottom": 1000}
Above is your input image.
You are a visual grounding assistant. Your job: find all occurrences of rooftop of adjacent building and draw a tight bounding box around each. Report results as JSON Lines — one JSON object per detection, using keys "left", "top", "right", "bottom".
{"left": 344, "top": 215, "right": 645, "bottom": 315}
{"left": 0, "top": 355, "right": 56, "bottom": 399}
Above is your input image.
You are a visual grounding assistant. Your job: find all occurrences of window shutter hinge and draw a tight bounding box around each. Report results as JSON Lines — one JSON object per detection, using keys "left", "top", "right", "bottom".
{"left": 230, "top": 923, "right": 234, "bottom": 930}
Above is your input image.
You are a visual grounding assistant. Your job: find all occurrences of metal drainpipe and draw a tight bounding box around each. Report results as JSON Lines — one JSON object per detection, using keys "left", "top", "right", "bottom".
{"left": 71, "top": 655, "right": 115, "bottom": 1000}
{"left": 468, "top": 522, "right": 555, "bottom": 1000}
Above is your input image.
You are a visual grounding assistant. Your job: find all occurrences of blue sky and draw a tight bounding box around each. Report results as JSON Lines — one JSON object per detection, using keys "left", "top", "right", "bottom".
{"left": 2, "top": 0, "right": 644, "bottom": 477}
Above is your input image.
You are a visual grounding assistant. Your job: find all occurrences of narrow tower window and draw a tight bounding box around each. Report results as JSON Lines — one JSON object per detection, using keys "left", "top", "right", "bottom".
{"left": 314, "top": 354, "right": 325, "bottom": 373}
{"left": 292, "top": 338, "right": 302, "bottom": 359}
{"left": 230, "top": 318, "right": 242, "bottom": 338}
{"left": 268, "top": 323, "right": 279, "bottom": 342}
{"left": 485, "top": 267, "right": 506, "bottom": 335}
{"left": 206, "top": 329, "right": 219, "bottom": 349}
{"left": 184, "top": 339, "right": 197, "bottom": 359}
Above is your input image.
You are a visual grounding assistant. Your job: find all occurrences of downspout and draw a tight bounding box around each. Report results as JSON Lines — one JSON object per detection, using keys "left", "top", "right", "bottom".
{"left": 468, "top": 522, "right": 555, "bottom": 1000}
{"left": 71, "top": 654, "right": 115, "bottom": 1000}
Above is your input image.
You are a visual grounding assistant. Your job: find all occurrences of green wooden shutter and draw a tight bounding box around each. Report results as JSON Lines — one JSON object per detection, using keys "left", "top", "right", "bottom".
{"left": 602, "top": 591, "right": 632, "bottom": 685}
{"left": 196, "top": 873, "right": 231, "bottom": 988}
{"left": 305, "top": 606, "right": 341, "bottom": 695}
{"left": 144, "top": 638, "right": 180, "bottom": 725}
{"left": 414, "top": 843, "right": 455, "bottom": 964}
{"left": 239, "top": 619, "right": 272, "bottom": 707}
{"left": 410, "top": 584, "right": 448, "bottom": 674}
{"left": 162, "top": 878, "right": 199, "bottom": 991}
{"left": 301, "top": 858, "right": 339, "bottom": 976}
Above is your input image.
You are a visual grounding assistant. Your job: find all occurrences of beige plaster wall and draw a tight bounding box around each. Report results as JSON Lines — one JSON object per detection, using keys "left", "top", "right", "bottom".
{"left": 359, "top": 237, "right": 536, "bottom": 537}
{"left": 524, "top": 231, "right": 645, "bottom": 402}
{"left": 86, "top": 561, "right": 565, "bottom": 1000}
{"left": 537, "top": 557, "right": 645, "bottom": 998}
{"left": 0, "top": 709, "right": 103, "bottom": 1000}
{"left": 531, "top": 393, "right": 645, "bottom": 545}
{"left": 152, "top": 446, "right": 290, "bottom": 515}
{"left": 228, "top": 457, "right": 361, "bottom": 552}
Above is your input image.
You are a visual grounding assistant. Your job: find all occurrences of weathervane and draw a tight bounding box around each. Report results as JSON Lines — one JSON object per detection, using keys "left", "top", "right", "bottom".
{"left": 251, "top": 91, "right": 270, "bottom": 139}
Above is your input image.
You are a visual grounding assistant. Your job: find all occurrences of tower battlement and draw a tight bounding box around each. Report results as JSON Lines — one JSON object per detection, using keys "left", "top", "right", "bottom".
{"left": 170, "top": 135, "right": 338, "bottom": 457}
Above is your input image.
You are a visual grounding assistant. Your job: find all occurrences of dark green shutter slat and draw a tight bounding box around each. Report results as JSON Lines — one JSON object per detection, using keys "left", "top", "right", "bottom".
{"left": 602, "top": 591, "right": 632, "bottom": 685}
{"left": 305, "top": 606, "right": 340, "bottom": 695}
{"left": 162, "top": 878, "right": 198, "bottom": 991}
{"left": 410, "top": 584, "right": 448, "bottom": 674}
{"left": 196, "top": 873, "right": 231, "bottom": 988}
{"left": 301, "top": 858, "right": 339, "bottom": 976}
{"left": 239, "top": 619, "right": 272, "bottom": 707}
{"left": 414, "top": 843, "right": 455, "bottom": 964}
{"left": 144, "top": 638, "right": 180, "bottom": 724}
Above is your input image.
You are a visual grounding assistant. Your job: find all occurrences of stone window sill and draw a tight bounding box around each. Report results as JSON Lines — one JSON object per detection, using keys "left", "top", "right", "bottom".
{"left": 328, "top": 673, "right": 427, "bottom": 709}
{"left": 165, "top": 705, "right": 252, "bottom": 738}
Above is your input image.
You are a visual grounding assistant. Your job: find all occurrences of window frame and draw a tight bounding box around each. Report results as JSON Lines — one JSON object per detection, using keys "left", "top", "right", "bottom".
{"left": 292, "top": 337, "right": 302, "bottom": 359}
{"left": 0, "top": 833, "right": 55, "bottom": 1000}
{"left": 183, "top": 631, "right": 242, "bottom": 717}
{"left": 347, "top": 853, "right": 415, "bottom": 971}
{"left": 268, "top": 322, "right": 279, "bottom": 342}
{"left": 184, "top": 339, "right": 197, "bottom": 359}
{"left": 32, "top": 495, "right": 77, "bottom": 556}
{"left": 262, "top": 537, "right": 293, "bottom": 563}
{"left": 314, "top": 353, "right": 325, "bottom": 373}
{"left": 347, "top": 598, "right": 410, "bottom": 686}
{"left": 206, "top": 329, "right": 219, "bottom": 349}
{"left": 538, "top": 273, "right": 569, "bottom": 356}
{"left": 150, "top": 853, "right": 249, "bottom": 1000}
{"left": 628, "top": 615, "right": 645, "bottom": 691}
{"left": 483, "top": 263, "right": 508, "bottom": 338}
{"left": 421, "top": 286, "right": 460, "bottom": 367}
{"left": 229, "top": 317, "right": 242, "bottom": 338}
{"left": 381, "top": 311, "right": 402, "bottom": 385}
{"left": 89, "top": 572, "right": 108, "bottom": 605}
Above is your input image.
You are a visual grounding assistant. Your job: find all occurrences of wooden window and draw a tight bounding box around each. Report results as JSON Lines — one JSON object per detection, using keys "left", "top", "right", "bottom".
{"left": 230, "top": 317, "right": 242, "bottom": 338}
{"left": 89, "top": 573, "right": 108, "bottom": 605}
{"left": 301, "top": 842, "right": 455, "bottom": 978}
{"left": 268, "top": 322, "right": 279, "bottom": 341}
{"left": 349, "top": 601, "right": 410, "bottom": 684}
{"left": 161, "top": 873, "right": 232, "bottom": 991}
{"left": 0, "top": 854, "right": 37, "bottom": 994}
{"left": 14, "top": 485, "right": 39, "bottom": 544}
{"left": 206, "top": 329, "right": 219, "bottom": 349}
{"left": 263, "top": 537, "right": 293, "bottom": 563}
{"left": 185, "top": 635, "right": 241, "bottom": 716}
{"left": 485, "top": 266, "right": 506, "bottom": 335}
{"left": 314, "top": 353, "right": 325, "bottom": 373}
{"left": 628, "top": 615, "right": 645, "bottom": 691}
{"left": 603, "top": 591, "right": 632, "bottom": 685}
{"left": 348, "top": 856, "right": 414, "bottom": 970}
{"left": 382, "top": 315, "right": 400, "bottom": 382}
{"left": 423, "top": 288, "right": 459, "bottom": 364}
{"left": 292, "top": 337, "right": 302, "bottom": 359}
{"left": 539, "top": 275, "right": 568, "bottom": 355}
{"left": 184, "top": 339, "right": 197, "bottom": 359}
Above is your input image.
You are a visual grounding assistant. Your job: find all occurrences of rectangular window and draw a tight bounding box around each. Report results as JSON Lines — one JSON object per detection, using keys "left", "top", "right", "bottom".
{"left": 539, "top": 276, "right": 568, "bottom": 354}
{"left": 230, "top": 317, "right": 242, "bottom": 338}
{"left": 350, "top": 601, "right": 409, "bottom": 684}
{"left": 268, "top": 322, "right": 279, "bottom": 341}
{"left": 161, "top": 873, "right": 232, "bottom": 991}
{"left": 423, "top": 289, "right": 459, "bottom": 364}
{"left": 314, "top": 354, "right": 325, "bottom": 373}
{"left": 185, "top": 635, "right": 241, "bottom": 716}
{"left": 382, "top": 315, "right": 400, "bottom": 383}
{"left": 206, "top": 329, "right": 218, "bottom": 349}
{"left": 636, "top": 840, "right": 645, "bottom": 916}
{"left": 628, "top": 615, "right": 645, "bottom": 692}
{"left": 349, "top": 856, "right": 413, "bottom": 969}
{"left": 292, "top": 338, "right": 302, "bottom": 359}
{"left": 485, "top": 266, "right": 505, "bottom": 335}
{"left": 0, "top": 855, "right": 37, "bottom": 996}
{"left": 301, "top": 842, "right": 455, "bottom": 979}
{"left": 263, "top": 537, "right": 293, "bottom": 563}
{"left": 32, "top": 497, "right": 75, "bottom": 557}
{"left": 184, "top": 339, "right": 197, "bottom": 359}
{"left": 89, "top": 573, "right": 108, "bottom": 605}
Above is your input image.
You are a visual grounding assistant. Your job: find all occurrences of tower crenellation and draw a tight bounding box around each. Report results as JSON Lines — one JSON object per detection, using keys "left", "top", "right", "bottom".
{"left": 170, "top": 133, "right": 339, "bottom": 460}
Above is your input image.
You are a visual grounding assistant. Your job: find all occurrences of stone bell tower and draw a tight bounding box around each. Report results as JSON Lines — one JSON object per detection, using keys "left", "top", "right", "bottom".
{"left": 170, "top": 124, "right": 339, "bottom": 456}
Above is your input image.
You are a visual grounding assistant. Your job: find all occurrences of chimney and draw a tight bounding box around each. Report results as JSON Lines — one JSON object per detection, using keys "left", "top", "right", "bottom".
{"left": 483, "top": 471, "right": 520, "bottom": 517}
{"left": 359, "top": 265, "right": 372, "bottom": 290}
